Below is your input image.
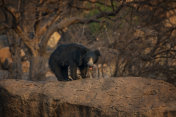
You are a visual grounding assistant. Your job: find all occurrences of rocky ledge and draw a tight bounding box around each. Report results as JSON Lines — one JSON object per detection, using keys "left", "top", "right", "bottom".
{"left": 0, "top": 77, "right": 176, "bottom": 117}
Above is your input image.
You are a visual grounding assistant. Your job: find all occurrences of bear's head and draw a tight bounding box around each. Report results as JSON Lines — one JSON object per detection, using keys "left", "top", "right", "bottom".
{"left": 83, "top": 50, "right": 100, "bottom": 70}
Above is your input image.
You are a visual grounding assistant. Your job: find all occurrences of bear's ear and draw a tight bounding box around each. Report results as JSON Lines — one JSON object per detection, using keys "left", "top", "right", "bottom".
{"left": 94, "top": 50, "right": 101, "bottom": 56}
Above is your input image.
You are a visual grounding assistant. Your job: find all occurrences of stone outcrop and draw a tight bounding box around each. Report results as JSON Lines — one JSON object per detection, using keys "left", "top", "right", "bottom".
{"left": 0, "top": 77, "right": 176, "bottom": 117}
{"left": 0, "top": 47, "right": 12, "bottom": 70}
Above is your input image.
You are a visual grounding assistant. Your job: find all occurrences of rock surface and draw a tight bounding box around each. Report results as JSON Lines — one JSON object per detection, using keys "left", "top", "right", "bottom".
{"left": 0, "top": 77, "right": 176, "bottom": 117}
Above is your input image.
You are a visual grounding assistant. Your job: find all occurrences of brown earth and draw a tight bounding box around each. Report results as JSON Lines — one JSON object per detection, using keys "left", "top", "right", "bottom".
{"left": 0, "top": 77, "right": 176, "bottom": 117}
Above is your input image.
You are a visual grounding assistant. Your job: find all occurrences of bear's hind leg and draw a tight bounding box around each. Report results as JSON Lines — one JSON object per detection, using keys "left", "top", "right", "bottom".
{"left": 52, "top": 66, "right": 65, "bottom": 81}
{"left": 62, "top": 66, "right": 72, "bottom": 81}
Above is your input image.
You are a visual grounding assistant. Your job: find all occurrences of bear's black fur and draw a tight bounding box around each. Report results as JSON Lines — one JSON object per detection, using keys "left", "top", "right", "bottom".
{"left": 49, "top": 43, "right": 100, "bottom": 81}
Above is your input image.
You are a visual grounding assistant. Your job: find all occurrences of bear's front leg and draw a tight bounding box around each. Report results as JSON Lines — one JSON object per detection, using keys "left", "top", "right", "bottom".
{"left": 79, "top": 65, "right": 87, "bottom": 78}
{"left": 70, "top": 63, "right": 78, "bottom": 80}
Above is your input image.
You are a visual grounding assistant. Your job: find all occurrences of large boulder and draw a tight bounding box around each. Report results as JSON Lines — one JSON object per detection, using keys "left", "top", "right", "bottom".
{"left": 0, "top": 47, "right": 12, "bottom": 70}
{"left": 0, "top": 47, "right": 30, "bottom": 72}
{"left": 0, "top": 77, "right": 176, "bottom": 117}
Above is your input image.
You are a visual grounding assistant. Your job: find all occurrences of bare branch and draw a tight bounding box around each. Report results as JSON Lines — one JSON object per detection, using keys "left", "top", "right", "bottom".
{"left": 34, "top": 10, "right": 61, "bottom": 39}
{"left": 110, "top": 0, "right": 115, "bottom": 12}
{"left": 14, "top": 26, "right": 38, "bottom": 56}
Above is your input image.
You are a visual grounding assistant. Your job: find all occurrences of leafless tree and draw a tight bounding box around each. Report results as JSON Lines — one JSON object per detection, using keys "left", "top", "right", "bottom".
{"left": 0, "top": 0, "right": 126, "bottom": 80}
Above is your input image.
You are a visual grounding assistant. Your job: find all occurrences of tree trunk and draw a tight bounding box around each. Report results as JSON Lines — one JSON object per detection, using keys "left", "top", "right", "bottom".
{"left": 9, "top": 51, "right": 22, "bottom": 79}
{"left": 29, "top": 56, "right": 47, "bottom": 81}
{"left": 7, "top": 31, "right": 22, "bottom": 79}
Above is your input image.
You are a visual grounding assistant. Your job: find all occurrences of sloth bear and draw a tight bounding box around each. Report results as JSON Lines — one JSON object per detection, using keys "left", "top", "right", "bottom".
{"left": 49, "top": 43, "right": 100, "bottom": 81}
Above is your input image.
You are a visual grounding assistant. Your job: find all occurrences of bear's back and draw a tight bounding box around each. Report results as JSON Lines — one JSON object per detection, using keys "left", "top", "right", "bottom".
{"left": 49, "top": 43, "right": 89, "bottom": 64}
{"left": 55, "top": 43, "right": 89, "bottom": 55}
